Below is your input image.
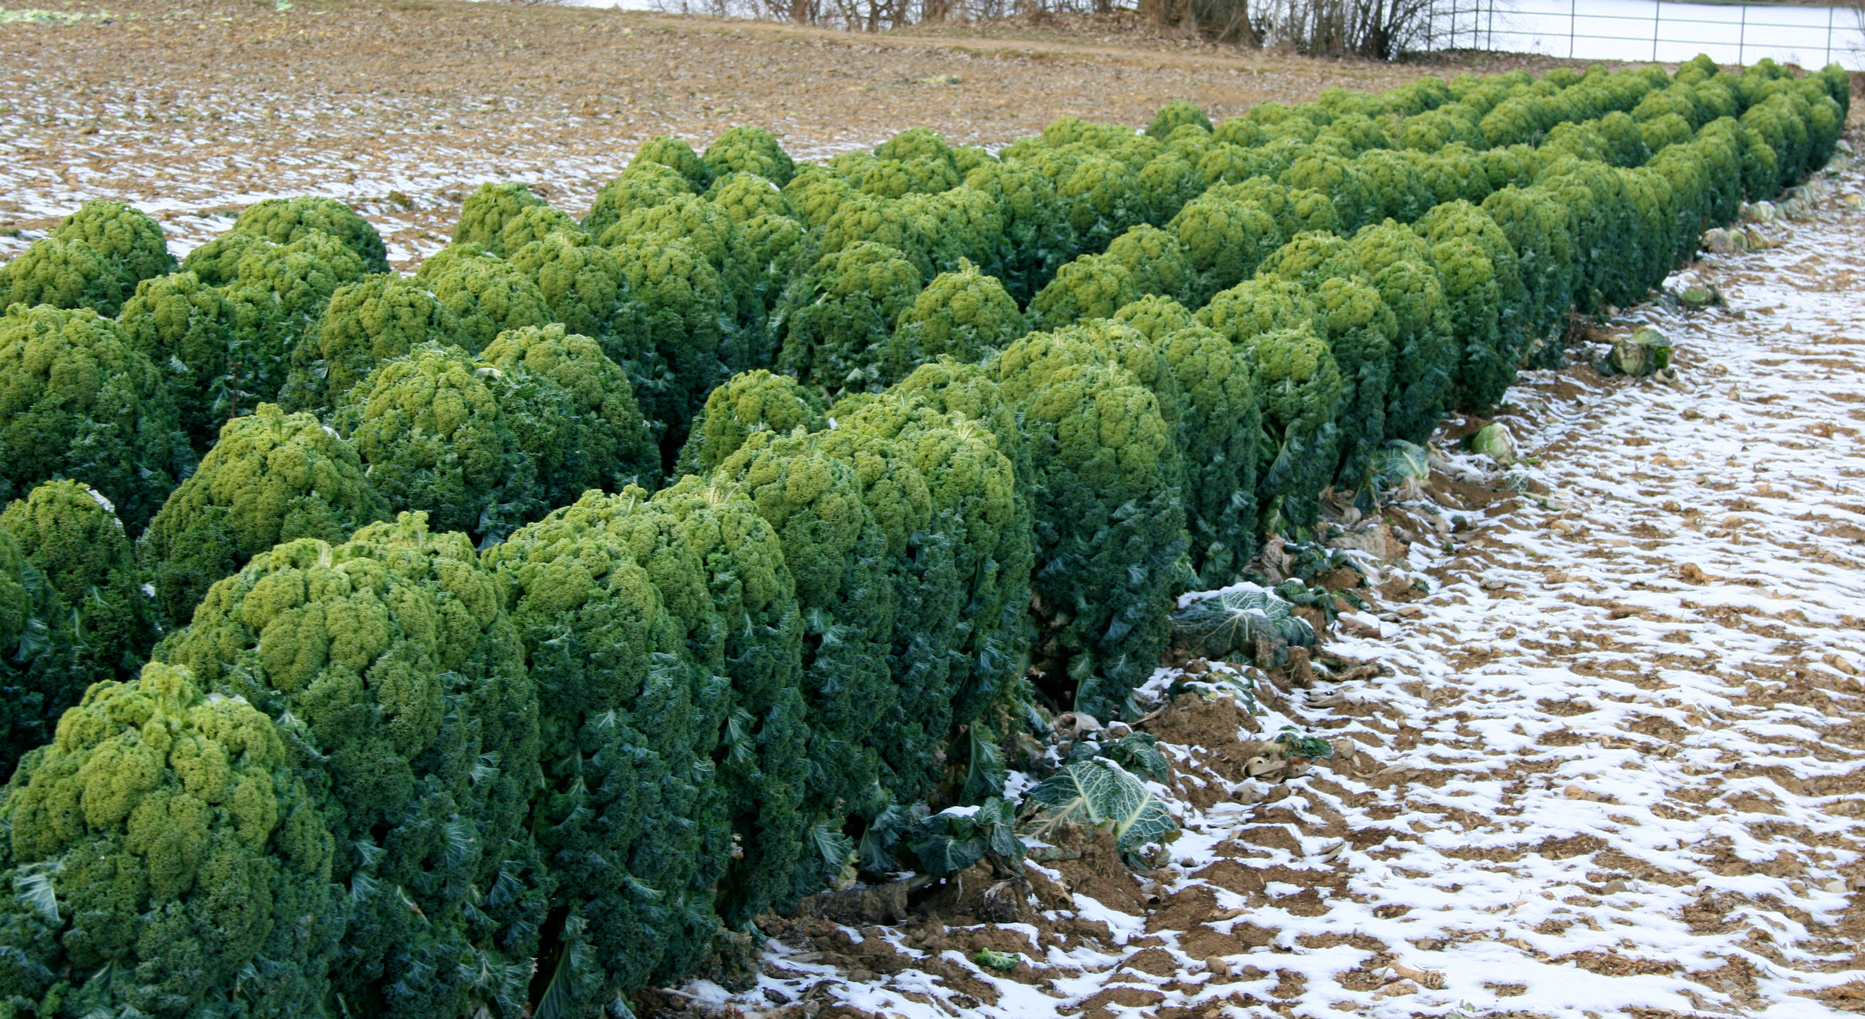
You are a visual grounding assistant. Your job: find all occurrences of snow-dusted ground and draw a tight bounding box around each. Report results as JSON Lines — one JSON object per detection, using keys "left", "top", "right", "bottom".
{"left": 0, "top": 1, "right": 1592, "bottom": 274}
{"left": 686, "top": 157, "right": 1865, "bottom": 1019}
{"left": 0, "top": 75, "right": 877, "bottom": 269}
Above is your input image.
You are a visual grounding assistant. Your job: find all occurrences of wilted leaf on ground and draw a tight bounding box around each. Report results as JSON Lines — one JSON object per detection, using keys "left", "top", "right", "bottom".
{"left": 1023, "top": 757, "right": 1178, "bottom": 868}
{"left": 1170, "top": 584, "right": 1315, "bottom": 661}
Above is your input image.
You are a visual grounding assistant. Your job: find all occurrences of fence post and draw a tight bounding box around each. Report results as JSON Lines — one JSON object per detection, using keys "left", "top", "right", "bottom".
{"left": 1827, "top": 3, "right": 1835, "bottom": 65}
{"left": 1738, "top": 4, "right": 1745, "bottom": 66}
{"left": 1569, "top": 0, "right": 1576, "bottom": 58}
{"left": 1652, "top": 0, "right": 1661, "bottom": 62}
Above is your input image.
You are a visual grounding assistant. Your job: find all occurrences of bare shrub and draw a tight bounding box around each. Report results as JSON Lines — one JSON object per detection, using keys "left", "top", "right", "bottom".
{"left": 642, "top": 0, "right": 1438, "bottom": 58}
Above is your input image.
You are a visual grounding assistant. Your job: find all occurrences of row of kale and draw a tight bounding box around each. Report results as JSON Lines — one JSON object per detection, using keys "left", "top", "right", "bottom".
{"left": 0, "top": 55, "right": 1848, "bottom": 1019}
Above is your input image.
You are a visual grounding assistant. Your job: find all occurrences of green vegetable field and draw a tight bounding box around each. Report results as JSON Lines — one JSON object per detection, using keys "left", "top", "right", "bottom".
{"left": 0, "top": 52, "right": 1848, "bottom": 1019}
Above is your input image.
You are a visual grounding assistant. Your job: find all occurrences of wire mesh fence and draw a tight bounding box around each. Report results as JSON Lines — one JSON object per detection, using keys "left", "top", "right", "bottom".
{"left": 604, "top": 0, "right": 1864, "bottom": 67}
{"left": 1420, "top": 0, "right": 1865, "bottom": 69}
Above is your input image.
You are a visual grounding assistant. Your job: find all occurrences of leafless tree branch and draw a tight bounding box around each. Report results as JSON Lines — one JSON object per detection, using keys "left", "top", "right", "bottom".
{"left": 646, "top": 0, "right": 1442, "bottom": 59}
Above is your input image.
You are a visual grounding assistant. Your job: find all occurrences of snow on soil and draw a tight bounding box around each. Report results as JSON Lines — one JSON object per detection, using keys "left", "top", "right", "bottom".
{"left": 0, "top": 77, "right": 878, "bottom": 268}
{"left": 0, "top": 2, "right": 1589, "bottom": 273}
{"left": 690, "top": 159, "right": 1865, "bottom": 1018}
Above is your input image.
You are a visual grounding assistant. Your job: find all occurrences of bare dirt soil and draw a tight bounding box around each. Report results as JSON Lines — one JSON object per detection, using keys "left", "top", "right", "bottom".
{"left": 2, "top": 0, "right": 1584, "bottom": 265}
